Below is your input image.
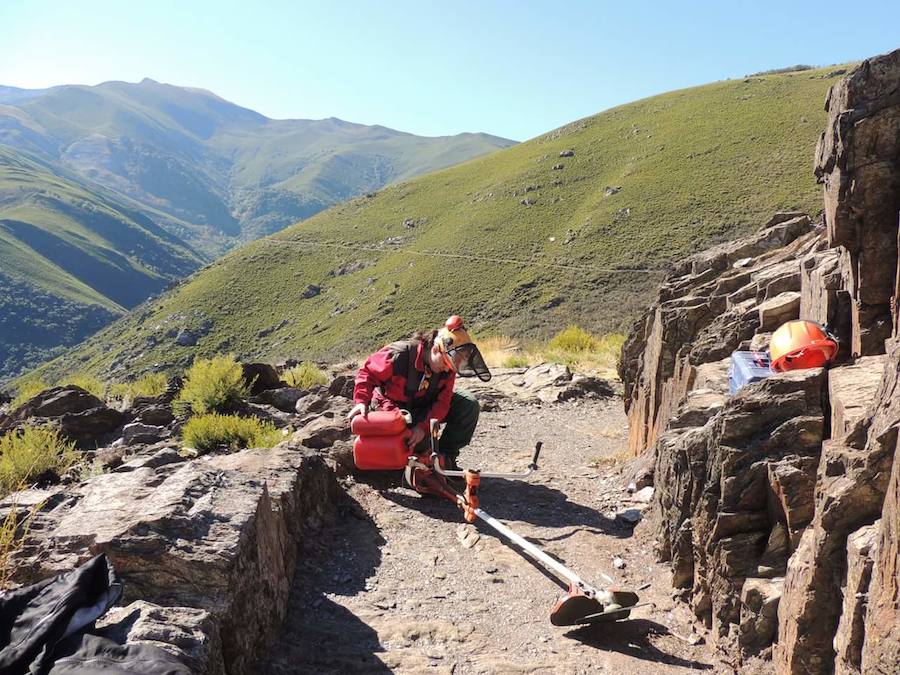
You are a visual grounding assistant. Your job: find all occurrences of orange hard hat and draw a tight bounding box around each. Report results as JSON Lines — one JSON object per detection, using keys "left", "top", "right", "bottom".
{"left": 769, "top": 320, "right": 838, "bottom": 372}
{"left": 435, "top": 315, "right": 492, "bottom": 381}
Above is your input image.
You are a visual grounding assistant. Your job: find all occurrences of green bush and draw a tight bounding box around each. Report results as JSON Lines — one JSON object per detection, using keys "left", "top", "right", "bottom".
{"left": 109, "top": 373, "right": 169, "bottom": 402}
{"left": 543, "top": 327, "right": 626, "bottom": 374}
{"left": 282, "top": 362, "right": 329, "bottom": 389}
{"left": 502, "top": 354, "right": 530, "bottom": 368}
{"left": 548, "top": 325, "right": 598, "bottom": 353}
{"left": 11, "top": 380, "right": 50, "bottom": 409}
{"left": 59, "top": 374, "right": 106, "bottom": 400}
{"left": 182, "top": 414, "right": 281, "bottom": 453}
{"left": 175, "top": 355, "right": 249, "bottom": 415}
{"left": 0, "top": 427, "right": 77, "bottom": 497}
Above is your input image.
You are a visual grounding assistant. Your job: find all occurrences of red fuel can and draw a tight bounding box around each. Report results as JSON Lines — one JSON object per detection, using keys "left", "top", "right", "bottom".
{"left": 351, "top": 409, "right": 412, "bottom": 470}
{"left": 353, "top": 432, "right": 411, "bottom": 470}
{"left": 350, "top": 409, "right": 407, "bottom": 436}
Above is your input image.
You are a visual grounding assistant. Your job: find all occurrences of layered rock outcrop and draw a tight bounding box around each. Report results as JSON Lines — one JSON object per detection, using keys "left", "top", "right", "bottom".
{"left": 0, "top": 368, "right": 356, "bottom": 674}
{"left": 5, "top": 445, "right": 338, "bottom": 675}
{"left": 622, "top": 49, "right": 900, "bottom": 673}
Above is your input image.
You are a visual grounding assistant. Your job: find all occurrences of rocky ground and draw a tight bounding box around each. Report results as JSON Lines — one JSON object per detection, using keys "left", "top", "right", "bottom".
{"left": 266, "top": 397, "right": 714, "bottom": 674}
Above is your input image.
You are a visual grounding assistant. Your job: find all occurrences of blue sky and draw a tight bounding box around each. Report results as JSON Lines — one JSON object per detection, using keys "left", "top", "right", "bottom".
{"left": 2, "top": 1, "right": 898, "bottom": 141}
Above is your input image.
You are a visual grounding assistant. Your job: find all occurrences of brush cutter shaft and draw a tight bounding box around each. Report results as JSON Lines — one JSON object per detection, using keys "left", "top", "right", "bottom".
{"left": 431, "top": 443, "right": 541, "bottom": 479}
{"left": 473, "top": 506, "right": 611, "bottom": 603}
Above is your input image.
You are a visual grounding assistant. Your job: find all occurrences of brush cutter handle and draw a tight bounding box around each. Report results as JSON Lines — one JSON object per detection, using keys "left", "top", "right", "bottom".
{"left": 529, "top": 442, "right": 543, "bottom": 470}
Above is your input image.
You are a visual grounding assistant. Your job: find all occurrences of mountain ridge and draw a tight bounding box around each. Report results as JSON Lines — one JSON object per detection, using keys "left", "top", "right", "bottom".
{"left": 0, "top": 81, "right": 513, "bottom": 379}
{"left": 22, "top": 64, "right": 851, "bottom": 385}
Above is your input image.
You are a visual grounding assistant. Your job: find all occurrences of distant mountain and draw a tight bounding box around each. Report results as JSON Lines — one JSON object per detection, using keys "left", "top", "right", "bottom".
{"left": 28, "top": 66, "right": 849, "bottom": 384}
{"left": 0, "top": 79, "right": 514, "bottom": 379}
{"left": 0, "top": 79, "right": 516, "bottom": 252}
{"left": 0, "top": 145, "right": 201, "bottom": 378}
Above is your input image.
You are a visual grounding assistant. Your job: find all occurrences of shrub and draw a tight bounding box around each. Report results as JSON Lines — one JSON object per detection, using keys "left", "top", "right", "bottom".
{"left": 182, "top": 414, "right": 281, "bottom": 453}
{"left": 502, "top": 353, "right": 530, "bottom": 368}
{"left": 282, "top": 362, "right": 329, "bottom": 389}
{"left": 59, "top": 374, "right": 106, "bottom": 400}
{"left": 543, "top": 327, "right": 626, "bottom": 374}
{"left": 0, "top": 497, "right": 39, "bottom": 590}
{"left": 175, "top": 355, "right": 249, "bottom": 415}
{"left": 0, "top": 427, "right": 78, "bottom": 497}
{"left": 109, "top": 373, "right": 169, "bottom": 403}
{"left": 548, "top": 325, "right": 598, "bottom": 353}
{"left": 11, "top": 380, "right": 50, "bottom": 409}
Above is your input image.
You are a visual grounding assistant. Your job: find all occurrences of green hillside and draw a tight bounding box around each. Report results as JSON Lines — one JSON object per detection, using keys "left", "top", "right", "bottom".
{"left": 28, "top": 66, "right": 845, "bottom": 383}
{"left": 0, "top": 146, "right": 202, "bottom": 379}
{"left": 0, "top": 79, "right": 515, "bottom": 251}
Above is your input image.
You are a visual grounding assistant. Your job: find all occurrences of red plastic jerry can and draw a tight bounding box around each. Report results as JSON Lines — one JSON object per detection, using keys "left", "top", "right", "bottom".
{"left": 351, "top": 409, "right": 412, "bottom": 470}
{"left": 350, "top": 409, "right": 408, "bottom": 436}
{"left": 353, "top": 433, "right": 411, "bottom": 470}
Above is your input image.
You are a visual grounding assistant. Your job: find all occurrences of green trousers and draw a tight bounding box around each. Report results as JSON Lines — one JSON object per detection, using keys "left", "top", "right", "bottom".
{"left": 411, "top": 389, "right": 480, "bottom": 457}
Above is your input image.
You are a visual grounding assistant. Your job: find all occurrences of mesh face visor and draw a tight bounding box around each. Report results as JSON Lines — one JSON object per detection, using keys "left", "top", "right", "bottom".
{"left": 447, "top": 343, "right": 492, "bottom": 381}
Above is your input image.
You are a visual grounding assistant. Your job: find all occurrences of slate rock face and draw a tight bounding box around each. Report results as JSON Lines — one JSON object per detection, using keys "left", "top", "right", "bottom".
{"left": 620, "top": 214, "right": 818, "bottom": 456}
{"left": 654, "top": 368, "right": 825, "bottom": 650}
{"left": 814, "top": 47, "right": 900, "bottom": 356}
{"left": 622, "top": 51, "right": 900, "bottom": 672}
{"left": 10, "top": 445, "right": 339, "bottom": 675}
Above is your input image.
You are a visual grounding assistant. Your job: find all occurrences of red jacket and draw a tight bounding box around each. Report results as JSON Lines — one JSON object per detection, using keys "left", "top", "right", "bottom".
{"left": 353, "top": 340, "right": 456, "bottom": 430}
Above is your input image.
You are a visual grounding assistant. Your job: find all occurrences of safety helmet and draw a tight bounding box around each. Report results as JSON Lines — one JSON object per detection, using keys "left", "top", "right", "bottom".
{"left": 769, "top": 320, "right": 838, "bottom": 372}
{"left": 436, "top": 315, "right": 492, "bottom": 381}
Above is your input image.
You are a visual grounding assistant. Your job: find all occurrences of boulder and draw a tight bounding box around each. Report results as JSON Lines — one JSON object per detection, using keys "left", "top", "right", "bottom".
{"left": 0, "top": 385, "right": 125, "bottom": 448}
{"left": 121, "top": 422, "right": 168, "bottom": 446}
{"left": 241, "top": 363, "right": 283, "bottom": 394}
{"left": 251, "top": 387, "right": 304, "bottom": 413}
{"left": 175, "top": 329, "right": 197, "bottom": 347}
{"left": 133, "top": 403, "right": 175, "bottom": 428}
{"left": 301, "top": 284, "right": 321, "bottom": 299}
{"left": 293, "top": 415, "right": 351, "bottom": 450}
{"left": 57, "top": 406, "right": 125, "bottom": 448}
{"left": 834, "top": 524, "right": 878, "bottom": 674}
{"left": 739, "top": 577, "right": 783, "bottom": 659}
{"left": 328, "top": 373, "right": 355, "bottom": 399}
{"left": 5, "top": 385, "right": 103, "bottom": 422}
{"left": 98, "top": 601, "right": 225, "bottom": 675}
{"left": 9, "top": 445, "right": 339, "bottom": 675}
{"left": 464, "top": 364, "right": 614, "bottom": 405}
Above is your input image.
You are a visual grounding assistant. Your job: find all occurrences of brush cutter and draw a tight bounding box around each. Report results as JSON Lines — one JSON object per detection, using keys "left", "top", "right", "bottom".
{"left": 401, "top": 420, "right": 640, "bottom": 626}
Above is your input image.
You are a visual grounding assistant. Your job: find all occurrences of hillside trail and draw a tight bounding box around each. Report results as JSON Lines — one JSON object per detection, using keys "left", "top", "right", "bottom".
{"left": 266, "top": 397, "right": 715, "bottom": 674}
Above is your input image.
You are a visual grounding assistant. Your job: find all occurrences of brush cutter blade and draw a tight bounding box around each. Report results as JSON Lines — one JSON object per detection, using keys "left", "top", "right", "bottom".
{"left": 550, "top": 587, "right": 640, "bottom": 626}
{"left": 550, "top": 592, "right": 605, "bottom": 626}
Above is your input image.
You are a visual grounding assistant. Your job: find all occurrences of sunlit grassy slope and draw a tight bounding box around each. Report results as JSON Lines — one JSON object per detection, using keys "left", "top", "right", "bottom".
{"left": 31, "top": 66, "right": 845, "bottom": 382}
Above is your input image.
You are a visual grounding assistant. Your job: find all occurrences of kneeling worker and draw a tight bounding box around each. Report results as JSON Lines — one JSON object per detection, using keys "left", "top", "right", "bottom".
{"left": 348, "top": 316, "right": 491, "bottom": 468}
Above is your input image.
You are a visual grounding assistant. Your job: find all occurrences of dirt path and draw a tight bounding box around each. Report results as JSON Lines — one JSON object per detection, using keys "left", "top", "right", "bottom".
{"left": 266, "top": 397, "right": 715, "bottom": 674}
